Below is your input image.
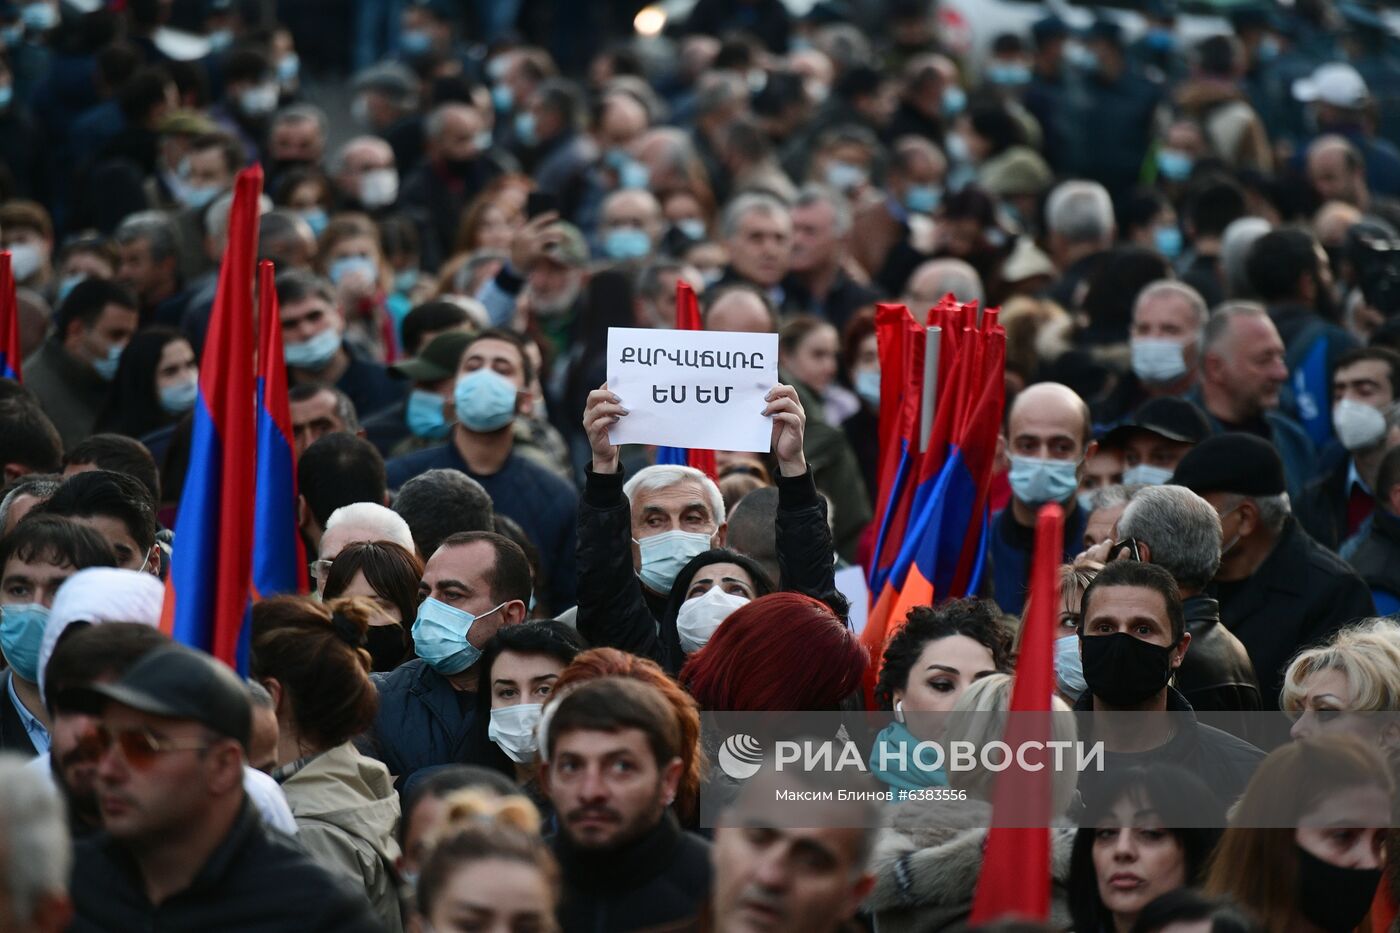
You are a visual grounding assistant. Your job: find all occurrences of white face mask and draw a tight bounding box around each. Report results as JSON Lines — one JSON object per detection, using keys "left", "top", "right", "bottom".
{"left": 1130, "top": 338, "right": 1189, "bottom": 385}
{"left": 488, "top": 703, "right": 543, "bottom": 764}
{"left": 358, "top": 168, "right": 398, "bottom": 208}
{"left": 7, "top": 241, "right": 42, "bottom": 281}
{"left": 676, "top": 586, "right": 750, "bottom": 654}
{"left": 1053, "top": 636, "right": 1087, "bottom": 698}
{"left": 1332, "top": 398, "right": 1387, "bottom": 452}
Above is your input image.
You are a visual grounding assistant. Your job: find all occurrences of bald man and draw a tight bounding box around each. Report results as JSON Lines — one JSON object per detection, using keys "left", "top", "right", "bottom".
{"left": 703, "top": 285, "right": 777, "bottom": 334}
{"left": 1307, "top": 135, "right": 1371, "bottom": 211}
{"left": 991, "top": 382, "right": 1096, "bottom": 614}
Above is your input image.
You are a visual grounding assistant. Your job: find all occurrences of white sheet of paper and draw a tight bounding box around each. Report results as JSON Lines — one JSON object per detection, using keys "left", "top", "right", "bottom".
{"left": 607, "top": 327, "right": 779, "bottom": 453}
{"left": 834, "top": 565, "right": 870, "bottom": 636}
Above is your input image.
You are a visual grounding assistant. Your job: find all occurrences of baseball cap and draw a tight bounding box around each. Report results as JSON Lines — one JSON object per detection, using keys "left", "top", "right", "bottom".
{"left": 1170, "top": 432, "right": 1286, "bottom": 498}
{"left": 540, "top": 222, "right": 589, "bottom": 268}
{"left": 1104, "top": 397, "right": 1212, "bottom": 447}
{"left": 1032, "top": 15, "right": 1070, "bottom": 44}
{"left": 1293, "top": 63, "right": 1370, "bottom": 108}
{"left": 390, "top": 330, "right": 473, "bottom": 382}
{"left": 62, "top": 644, "right": 252, "bottom": 748}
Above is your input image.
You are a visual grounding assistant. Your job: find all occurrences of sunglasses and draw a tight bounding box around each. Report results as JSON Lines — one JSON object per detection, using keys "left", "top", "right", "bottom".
{"left": 95, "top": 724, "right": 212, "bottom": 769}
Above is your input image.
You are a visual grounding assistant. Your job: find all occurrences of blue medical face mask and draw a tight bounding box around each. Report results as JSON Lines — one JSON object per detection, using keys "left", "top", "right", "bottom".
{"left": 514, "top": 111, "right": 537, "bottom": 147}
{"left": 159, "top": 377, "right": 199, "bottom": 414}
{"left": 276, "top": 53, "right": 300, "bottom": 85}
{"left": 905, "top": 184, "right": 942, "bottom": 215}
{"left": 855, "top": 368, "right": 880, "bottom": 408}
{"left": 21, "top": 2, "right": 58, "bottom": 32}
{"left": 0, "top": 603, "right": 49, "bottom": 682}
{"left": 1053, "top": 635, "right": 1087, "bottom": 699}
{"left": 1008, "top": 455, "right": 1080, "bottom": 507}
{"left": 180, "top": 184, "right": 221, "bottom": 210}
{"left": 394, "top": 268, "right": 420, "bottom": 294}
{"left": 454, "top": 369, "right": 519, "bottom": 433}
{"left": 1122, "top": 463, "right": 1174, "bottom": 487}
{"left": 603, "top": 227, "right": 651, "bottom": 260}
{"left": 399, "top": 29, "right": 432, "bottom": 57}
{"left": 328, "top": 254, "right": 378, "bottom": 287}
{"left": 93, "top": 342, "right": 125, "bottom": 381}
{"left": 406, "top": 388, "right": 452, "bottom": 439}
{"left": 474, "top": 129, "right": 494, "bottom": 151}
{"left": 986, "top": 62, "right": 1031, "bottom": 86}
{"left": 942, "top": 86, "right": 967, "bottom": 116}
{"left": 284, "top": 327, "right": 341, "bottom": 370}
{"left": 411, "top": 597, "right": 505, "bottom": 675}
{"left": 1153, "top": 224, "right": 1183, "bottom": 259}
{"left": 825, "top": 160, "right": 867, "bottom": 191}
{"left": 0, "top": 84, "right": 12, "bottom": 109}
{"left": 676, "top": 218, "right": 706, "bottom": 241}
{"left": 298, "top": 207, "right": 328, "bottom": 237}
{"left": 491, "top": 84, "right": 514, "bottom": 113}
{"left": 56, "top": 273, "right": 85, "bottom": 304}
{"left": 634, "top": 529, "right": 714, "bottom": 595}
{"left": 1156, "top": 148, "right": 1194, "bottom": 182}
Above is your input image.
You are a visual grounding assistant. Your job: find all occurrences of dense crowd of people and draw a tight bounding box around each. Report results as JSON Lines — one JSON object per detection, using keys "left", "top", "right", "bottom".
{"left": 4, "top": 0, "right": 1400, "bottom": 930}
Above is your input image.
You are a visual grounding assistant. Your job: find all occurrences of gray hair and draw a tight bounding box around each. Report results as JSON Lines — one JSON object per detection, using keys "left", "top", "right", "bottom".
{"left": 793, "top": 184, "right": 852, "bottom": 237}
{"left": 424, "top": 102, "right": 477, "bottom": 142}
{"left": 1045, "top": 180, "right": 1115, "bottom": 244}
{"left": 272, "top": 103, "right": 328, "bottom": 137}
{"left": 906, "top": 257, "right": 985, "bottom": 304}
{"left": 206, "top": 190, "right": 273, "bottom": 244}
{"left": 0, "top": 475, "right": 61, "bottom": 534}
{"left": 1220, "top": 216, "right": 1273, "bottom": 300}
{"left": 323, "top": 502, "right": 415, "bottom": 552}
{"left": 1248, "top": 492, "right": 1291, "bottom": 534}
{"left": 1118, "top": 485, "right": 1223, "bottom": 592}
{"left": 1203, "top": 301, "right": 1269, "bottom": 355}
{"left": 720, "top": 191, "right": 791, "bottom": 240}
{"left": 114, "top": 211, "right": 178, "bottom": 263}
{"left": 1133, "top": 280, "right": 1208, "bottom": 341}
{"left": 623, "top": 464, "right": 726, "bottom": 525}
{"left": 1087, "top": 483, "right": 1140, "bottom": 513}
{"left": 329, "top": 136, "right": 393, "bottom": 176}
{"left": 0, "top": 754, "right": 70, "bottom": 925}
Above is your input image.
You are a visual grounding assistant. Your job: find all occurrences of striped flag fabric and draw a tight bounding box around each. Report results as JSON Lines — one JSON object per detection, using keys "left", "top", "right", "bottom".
{"left": 0, "top": 251, "right": 20, "bottom": 381}
{"left": 655, "top": 279, "right": 717, "bottom": 480}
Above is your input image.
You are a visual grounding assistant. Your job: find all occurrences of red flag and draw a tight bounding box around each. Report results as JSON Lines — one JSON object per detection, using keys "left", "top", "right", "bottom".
{"left": 969, "top": 502, "right": 1061, "bottom": 923}
{"left": 656, "top": 280, "right": 716, "bottom": 480}
{"left": 0, "top": 252, "right": 20, "bottom": 381}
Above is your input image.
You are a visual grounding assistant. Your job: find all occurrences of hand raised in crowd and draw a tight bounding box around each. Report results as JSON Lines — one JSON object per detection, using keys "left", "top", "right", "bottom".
{"left": 584, "top": 382, "right": 626, "bottom": 475}
{"left": 764, "top": 384, "right": 807, "bottom": 477}
{"left": 509, "top": 211, "right": 562, "bottom": 273}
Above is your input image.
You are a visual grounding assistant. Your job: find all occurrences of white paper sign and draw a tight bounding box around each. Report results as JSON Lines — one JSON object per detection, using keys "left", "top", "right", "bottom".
{"left": 834, "top": 565, "right": 870, "bottom": 635}
{"left": 607, "top": 327, "right": 779, "bottom": 453}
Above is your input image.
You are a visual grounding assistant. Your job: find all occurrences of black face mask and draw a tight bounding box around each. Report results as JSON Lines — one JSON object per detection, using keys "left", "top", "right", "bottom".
{"left": 1079, "top": 632, "right": 1175, "bottom": 707}
{"left": 365, "top": 624, "right": 408, "bottom": 672}
{"left": 443, "top": 156, "right": 480, "bottom": 179}
{"left": 1296, "top": 844, "right": 1382, "bottom": 933}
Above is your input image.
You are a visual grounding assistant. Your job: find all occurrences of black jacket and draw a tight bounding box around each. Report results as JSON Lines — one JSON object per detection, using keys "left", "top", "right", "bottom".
{"left": 1345, "top": 507, "right": 1400, "bottom": 606}
{"left": 552, "top": 811, "right": 712, "bottom": 933}
{"left": 575, "top": 466, "right": 847, "bottom": 674}
{"left": 1173, "top": 596, "right": 1262, "bottom": 741}
{"left": 1073, "top": 686, "right": 1266, "bottom": 813}
{"left": 69, "top": 798, "right": 383, "bottom": 932}
{"left": 1296, "top": 454, "right": 1360, "bottom": 552}
{"left": 365, "top": 658, "right": 476, "bottom": 790}
{"left": 1216, "top": 517, "right": 1375, "bottom": 709}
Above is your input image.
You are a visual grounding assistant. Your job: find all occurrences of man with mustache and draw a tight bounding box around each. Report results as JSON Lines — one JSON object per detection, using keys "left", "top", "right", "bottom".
{"left": 542, "top": 677, "right": 711, "bottom": 933}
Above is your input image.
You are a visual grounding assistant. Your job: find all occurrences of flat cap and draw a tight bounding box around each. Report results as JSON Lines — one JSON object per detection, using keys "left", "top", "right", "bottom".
{"left": 1105, "top": 397, "right": 1212, "bottom": 447}
{"left": 1170, "top": 432, "right": 1286, "bottom": 497}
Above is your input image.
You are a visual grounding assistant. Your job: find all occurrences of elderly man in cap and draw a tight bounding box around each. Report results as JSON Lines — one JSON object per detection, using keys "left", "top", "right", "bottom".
{"left": 361, "top": 330, "right": 473, "bottom": 458}
{"left": 65, "top": 645, "right": 379, "bottom": 930}
{"left": 1294, "top": 62, "right": 1400, "bottom": 198}
{"left": 475, "top": 214, "right": 590, "bottom": 355}
{"left": 1172, "top": 433, "right": 1373, "bottom": 709}
{"left": 1103, "top": 396, "right": 1212, "bottom": 488}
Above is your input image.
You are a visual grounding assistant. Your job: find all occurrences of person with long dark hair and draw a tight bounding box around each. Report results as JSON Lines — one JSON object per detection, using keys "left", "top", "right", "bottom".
{"left": 321, "top": 540, "right": 424, "bottom": 671}
{"left": 95, "top": 326, "right": 198, "bottom": 442}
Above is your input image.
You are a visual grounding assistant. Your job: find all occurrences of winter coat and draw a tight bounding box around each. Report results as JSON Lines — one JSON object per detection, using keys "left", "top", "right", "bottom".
{"left": 279, "top": 742, "right": 404, "bottom": 933}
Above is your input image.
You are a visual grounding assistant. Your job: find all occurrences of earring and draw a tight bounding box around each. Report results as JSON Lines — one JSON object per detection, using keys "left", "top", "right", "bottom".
{"left": 894, "top": 700, "right": 905, "bottom": 724}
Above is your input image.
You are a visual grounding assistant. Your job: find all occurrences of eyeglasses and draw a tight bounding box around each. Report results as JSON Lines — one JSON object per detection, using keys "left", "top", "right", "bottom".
{"left": 308, "top": 559, "right": 333, "bottom": 586}
{"left": 95, "top": 724, "right": 211, "bottom": 769}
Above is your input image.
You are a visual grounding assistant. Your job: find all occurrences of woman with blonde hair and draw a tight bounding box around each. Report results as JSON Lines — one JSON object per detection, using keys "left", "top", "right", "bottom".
{"left": 1283, "top": 618, "right": 1400, "bottom": 750}
{"left": 1205, "top": 734, "right": 1392, "bottom": 932}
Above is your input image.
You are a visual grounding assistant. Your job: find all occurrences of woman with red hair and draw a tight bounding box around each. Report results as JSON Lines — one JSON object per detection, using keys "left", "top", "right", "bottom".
{"left": 680, "top": 592, "right": 868, "bottom": 711}
{"left": 546, "top": 648, "right": 706, "bottom": 827}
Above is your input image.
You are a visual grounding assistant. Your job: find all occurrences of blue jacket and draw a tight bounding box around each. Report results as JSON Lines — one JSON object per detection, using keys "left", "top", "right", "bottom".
{"left": 990, "top": 502, "right": 1088, "bottom": 616}
{"left": 365, "top": 659, "right": 474, "bottom": 790}
{"left": 387, "top": 440, "right": 579, "bottom": 611}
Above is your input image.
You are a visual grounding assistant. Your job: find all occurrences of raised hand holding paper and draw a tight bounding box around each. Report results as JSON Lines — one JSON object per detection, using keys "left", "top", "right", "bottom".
{"left": 606, "top": 327, "right": 778, "bottom": 453}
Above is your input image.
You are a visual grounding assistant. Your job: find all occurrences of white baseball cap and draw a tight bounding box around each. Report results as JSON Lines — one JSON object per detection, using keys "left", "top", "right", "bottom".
{"left": 1293, "top": 62, "right": 1370, "bottom": 108}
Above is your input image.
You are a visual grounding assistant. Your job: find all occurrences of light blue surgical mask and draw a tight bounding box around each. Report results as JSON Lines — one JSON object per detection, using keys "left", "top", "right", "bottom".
{"left": 1068, "top": 45, "right": 1099, "bottom": 71}
{"left": 329, "top": 254, "right": 378, "bottom": 287}
{"left": 406, "top": 389, "right": 452, "bottom": 439}
{"left": 635, "top": 529, "right": 713, "bottom": 595}
{"left": 1122, "top": 463, "right": 1174, "bottom": 487}
{"left": 1257, "top": 36, "right": 1280, "bottom": 62}
{"left": 93, "top": 342, "right": 125, "bottom": 381}
{"left": 1077, "top": 491, "right": 1097, "bottom": 514}
{"left": 474, "top": 129, "right": 494, "bottom": 151}
{"left": 159, "top": 376, "right": 199, "bottom": 414}
{"left": 986, "top": 62, "right": 1031, "bottom": 86}
{"left": 399, "top": 29, "right": 432, "bottom": 57}
{"left": 56, "top": 273, "right": 85, "bottom": 304}
{"left": 1156, "top": 148, "right": 1193, "bottom": 182}
{"left": 284, "top": 328, "right": 341, "bottom": 370}
{"left": 180, "top": 185, "right": 221, "bottom": 210}
{"left": 207, "top": 28, "right": 233, "bottom": 51}
{"left": 491, "top": 84, "right": 514, "bottom": 112}
{"left": 1144, "top": 27, "right": 1174, "bottom": 52}
{"left": 825, "top": 160, "right": 867, "bottom": 191}
{"left": 1054, "top": 635, "right": 1087, "bottom": 699}
{"left": 21, "top": 2, "right": 57, "bottom": 32}
{"left": 411, "top": 597, "right": 504, "bottom": 675}
{"left": 276, "top": 53, "right": 300, "bottom": 85}
{"left": 0, "top": 603, "right": 49, "bottom": 682}
{"left": 604, "top": 227, "right": 651, "bottom": 260}
{"left": 905, "top": 184, "right": 942, "bottom": 215}
{"left": 618, "top": 159, "right": 650, "bottom": 190}
{"left": 454, "top": 369, "right": 518, "bottom": 433}
{"left": 0, "top": 84, "right": 12, "bottom": 109}
{"left": 942, "top": 86, "right": 967, "bottom": 116}
{"left": 1153, "top": 225, "right": 1183, "bottom": 259}
{"left": 1008, "top": 455, "right": 1080, "bottom": 507}
{"left": 298, "top": 207, "right": 328, "bottom": 237}
{"left": 676, "top": 218, "right": 706, "bottom": 241}
{"left": 394, "top": 268, "right": 420, "bottom": 294}
{"left": 855, "top": 368, "right": 880, "bottom": 408}
{"left": 514, "top": 111, "right": 537, "bottom": 147}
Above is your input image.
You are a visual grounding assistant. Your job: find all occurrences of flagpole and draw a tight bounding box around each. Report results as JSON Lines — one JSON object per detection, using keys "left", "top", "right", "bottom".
{"left": 918, "top": 326, "right": 940, "bottom": 453}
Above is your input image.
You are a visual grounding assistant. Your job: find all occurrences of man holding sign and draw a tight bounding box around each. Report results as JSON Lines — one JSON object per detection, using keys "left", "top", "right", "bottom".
{"left": 575, "top": 327, "right": 848, "bottom": 672}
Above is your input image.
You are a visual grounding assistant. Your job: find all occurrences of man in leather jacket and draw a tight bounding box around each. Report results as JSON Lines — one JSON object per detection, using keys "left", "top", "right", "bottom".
{"left": 1116, "top": 484, "right": 1262, "bottom": 740}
